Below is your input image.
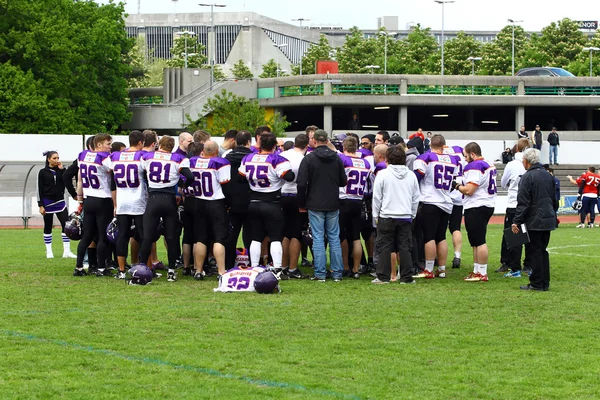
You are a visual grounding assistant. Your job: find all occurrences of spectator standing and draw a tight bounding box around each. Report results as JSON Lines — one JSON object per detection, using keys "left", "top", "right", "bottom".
{"left": 372, "top": 146, "right": 420, "bottom": 284}
{"left": 424, "top": 132, "right": 432, "bottom": 152}
{"left": 409, "top": 128, "right": 425, "bottom": 141}
{"left": 511, "top": 148, "right": 557, "bottom": 291}
{"left": 532, "top": 125, "right": 543, "bottom": 151}
{"left": 517, "top": 126, "right": 528, "bottom": 140}
{"left": 348, "top": 113, "right": 361, "bottom": 130}
{"left": 297, "top": 130, "right": 347, "bottom": 282}
{"left": 219, "top": 129, "right": 238, "bottom": 157}
{"left": 547, "top": 127, "right": 560, "bottom": 165}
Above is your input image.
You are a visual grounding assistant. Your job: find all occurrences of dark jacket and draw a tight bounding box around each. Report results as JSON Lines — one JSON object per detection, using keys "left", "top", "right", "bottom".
{"left": 296, "top": 145, "right": 347, "bottom": 211}
{"left": 62, "top": 159, "right": 79, "bottom": 199}
{"left": 348, "top": 118, "right": 361, "bottom": 130}
{"left": 517, "top": 130, "right": 528, "bottom": 139}
{"left": 533, "top": 129, "right": 543, "bottom": 146}
{"left": 37, "top": 166, "right": 67, "bottom": 207}
{"left": 547, "top": 132, "right": 560, "bottom": 146}
{"left": 513, "top": 163, "right": 557, "bottom": 231}
{"left": 225, "top": 146, "right": 253, "bottom": 212}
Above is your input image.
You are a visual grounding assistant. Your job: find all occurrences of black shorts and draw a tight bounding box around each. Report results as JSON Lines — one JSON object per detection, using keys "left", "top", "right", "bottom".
{"left": 464, "top": 206, "right": 494, "bottom": 247}
{"left": 448, "top": 205, "right": 463, "bottom": 233}
{"left": 416, "top": 203, "right": 450, "bottom": 244}
{"left": 339, "top": 200, "right": 363, "bottom": 242}
{"left": 194, "top": 199, "right": 228, "bottom": 245}
{"left": 281, "top": 195, "right": 303, "bottom": 241}
{"left": 248, "top": 200, "right": 284, "bottom": 242}
{"left": 182, "top": 197, "right": 196, "bottom": 245}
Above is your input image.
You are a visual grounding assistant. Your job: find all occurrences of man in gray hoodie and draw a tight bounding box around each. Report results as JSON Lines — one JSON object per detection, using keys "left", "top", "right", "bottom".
{"left": 372, "top": 146, "right": 420, "bottom": 284}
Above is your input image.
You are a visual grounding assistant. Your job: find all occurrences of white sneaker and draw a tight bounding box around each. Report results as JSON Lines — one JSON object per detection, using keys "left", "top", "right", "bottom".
{"left": 46, "top": 252, "right": 54, "bottom": 259}
{"left": 62, "top": 251, "right": 77, "bottom": 259}
{"left": 576, "top": 224, "right": 585, "bottom": 228}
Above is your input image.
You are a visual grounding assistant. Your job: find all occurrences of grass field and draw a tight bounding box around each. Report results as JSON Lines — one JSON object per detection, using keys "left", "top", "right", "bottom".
{"left": 1, "top": 224, "right": 599, "bottom": 399}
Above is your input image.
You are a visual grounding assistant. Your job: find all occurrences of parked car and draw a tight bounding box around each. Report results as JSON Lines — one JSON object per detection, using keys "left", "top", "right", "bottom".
{"left": 516, "top": 67, "right": 575, "bottom": 77}
{"left": 516, "top": 67, "right": 596, "bottom": 95}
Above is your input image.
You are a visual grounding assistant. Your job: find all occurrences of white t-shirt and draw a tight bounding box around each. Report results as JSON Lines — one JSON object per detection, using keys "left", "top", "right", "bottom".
{"left": 463, "top": 158, "right": 497, "bottom": 210}
{"left": 279, "top": 148, "right": 305, "bottom": 195}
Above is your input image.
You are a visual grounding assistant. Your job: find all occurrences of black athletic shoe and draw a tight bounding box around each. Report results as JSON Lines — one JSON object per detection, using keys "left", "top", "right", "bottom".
{"left": 342, "top": 269, "right": 352, "bottom": 277}
{"left": 288, "top": 269, "right": 304, "bottom": 279}
{"left": 310, "top": 275, "right": 326, "bottom": 282}
{"left": 95, "top": 268, "right": 114, "bottom": 277}
{"left": 495, "top": 264, "right": 511, "bottom": 273}
{"left": 182, "top": 268, "right": 192, "bottom": 276}
{"left": 73, "top": 268, "right": 87, "bottom": 277}
{"left": 352, "top": 272, "right": 360, "bottom": 280}
{"left": 193, "top": 271, "right": 204, "bottom": 281}
{"left": 87, "top": 266, "right": 98, "bottom": 275}
{"left": 152, "top": 270, "right": 162, "bottom": 279}
{"left": 167, "top": 271, "right": 177, "bottom": 282}
{"left": 452, "top": 257, "right": 461, "bottom": 269}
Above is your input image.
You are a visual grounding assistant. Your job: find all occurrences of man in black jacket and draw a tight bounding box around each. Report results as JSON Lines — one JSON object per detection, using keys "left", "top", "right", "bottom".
{"left": 297, "top": 130, "right": 347, "bottom": 282}
{"left": 511, "top": 148, "right": 557, "bottom": 291}
{"left": 547, "top": 127, "right": 560, "bottom": 165}
{"left": 224, "top": 131, "right": 253, "bottom": 269}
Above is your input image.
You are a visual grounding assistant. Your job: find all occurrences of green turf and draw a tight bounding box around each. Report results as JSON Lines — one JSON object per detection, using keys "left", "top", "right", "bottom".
{"left": 0, "top": 225, "right": 599, "bottom": 399}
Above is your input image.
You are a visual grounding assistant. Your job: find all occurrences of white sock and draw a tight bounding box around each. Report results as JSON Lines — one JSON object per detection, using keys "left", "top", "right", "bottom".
{"left": 438, "top": 265, "right": 446, "bottom": 272}
{"left": 44, "top": 234, "right": 52, "bottom": 253}
{"left": 474, "top": 263, "right": 480, "bottom": 274}
{"left": 168, "top": 268, "right": 175, "bottom": 273}
{"left": 62, "top": 234, "right": 71, "bottom": 252}
{"left": 425, "top": 260, "right": 435, "bottom": 273}
{"left": 479, "top": 264, "right": 488, "bottom": 276}
{"left": 250, "top": 241, "right": 262, "bottom": 267}
{"left": 454, "top": 251, "right": 461, "bottom": 259}
{"left": 270, "top": 241, "right": 283, "bottom": 268}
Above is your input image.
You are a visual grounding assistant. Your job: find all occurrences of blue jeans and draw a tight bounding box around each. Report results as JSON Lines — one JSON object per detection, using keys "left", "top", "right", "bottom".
{"left": 549, "top": 145, "right": 558, "bottom": 164}
{"left": 308, "top": 210, "right": 343, "bottom": 279}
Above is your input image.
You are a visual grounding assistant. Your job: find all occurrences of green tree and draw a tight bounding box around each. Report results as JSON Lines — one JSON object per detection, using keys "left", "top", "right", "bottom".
{"left": 186, "top": 89, "right": 290, "bottom": 136}
{"left": 259, "top": 59, "right": 288, "bottom": 78}
{"left": 231, "top": 59, "right": 254, "bottom": 79}
{"left": 291, "top": 35, "right": 334, "bottom": 75}
{"left": 479, "top": 25, "right": 528, "bottom": 75}
{"left": 386, "top": 25, "right": 438, "bottom": 74}
{"left": 167, "top": 34, "right": 208, "bottom": 68}
{"left": 0, "top": 0, "right": 133, "bottom": 134}
{"left": 522, "top": 19, "right": 587, "bottom": 69}
{"left": 568, "top": 32, "right": 600, "bottom": 76}
{"left": 337, "top": 27, "right": 382, "bottom": 73}
{"left": 436, "top": 31, "right": 483, "bottom": 75}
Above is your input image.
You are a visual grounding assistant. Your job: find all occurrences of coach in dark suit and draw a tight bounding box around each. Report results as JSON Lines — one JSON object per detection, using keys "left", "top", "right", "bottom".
{"left": 511, "top": 148, "right": 557, "bottom": 291}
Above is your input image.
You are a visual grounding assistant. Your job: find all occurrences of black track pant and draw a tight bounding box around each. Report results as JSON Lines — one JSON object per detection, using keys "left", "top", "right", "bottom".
{"left": 226, "top": 210, "right": 252, "bottom": 270}
{"left": 140, "top": 193, "right": 180, "bottom": 269}
{"left": 77, "top": 197, "right": 113, "bottom": 269}
{"left": 43, "top": 209, "right": 69, "bottom": 234}
{"left": 116, "top": 214, "right": 144, "bottom": 258}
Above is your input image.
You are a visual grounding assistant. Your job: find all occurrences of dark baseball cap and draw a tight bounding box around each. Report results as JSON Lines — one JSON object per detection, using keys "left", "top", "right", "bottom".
{"left": 314, "top": 129, "right": 328, "bottom": 142}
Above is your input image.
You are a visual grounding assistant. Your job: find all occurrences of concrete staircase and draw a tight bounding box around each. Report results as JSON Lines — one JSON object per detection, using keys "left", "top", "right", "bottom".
{"left": 496, "top": 163, "right": 590, "bottom": 195}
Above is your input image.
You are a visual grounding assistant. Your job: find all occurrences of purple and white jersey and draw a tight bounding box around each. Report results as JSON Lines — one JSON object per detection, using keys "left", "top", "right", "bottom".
{"left": 238, "top": 153, "right": 292, "bottom": 193}
{"left": 462, "top": 159, "right": 497, "bottom": 210}
{"left": 443, "top": 145, "right": 466, "bottom": 206}
{"left": 339, "top": 154, "right": 371, "bottom": 201}
{"left": 413, "top": 151, "right": 461, "bottom": 214}
{"left": 108, "top": 150, "right": 147, "bottom": 215}
{"left": 213, "top": 266, "right": 266, "bottom": 293}
{"left": 141, "top": 151, "right": 190, "bottom": 190}
{"left": 279, "top": 149, "right": 304, "bottom": 195}
{"left": 357, "top": 148, "right": 375, "bottom": 171}
{"left": 78, "top": 150, "right": 112, "bottom": 199}
{"left": 189, "top": 156, "right": 231, "bottom": 201}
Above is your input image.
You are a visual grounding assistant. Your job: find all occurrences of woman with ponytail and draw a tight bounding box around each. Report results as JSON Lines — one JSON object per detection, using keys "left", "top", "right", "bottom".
{"left": 37, "top": 151, "right": 76, "bottom": 259}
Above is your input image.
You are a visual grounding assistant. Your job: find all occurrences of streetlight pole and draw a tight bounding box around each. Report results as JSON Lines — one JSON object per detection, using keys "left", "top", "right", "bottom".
{"left": 507, "top": 19, "right": 523, "bottom": 76}
{"left": 174, "top": 30, "right": 196, "bottom": 68}
{"left": 292, "top": 18, "right": 309, "bottom": 76}
{"left": 379, "top": 31, "right": 394, "bottom": 75}
{"left": 467, "top": 56, "right": 482, "bottom": 94}
{"left": 583, "top": 47, "right": 600, "bottom": 77}
{"left": 273, "top": 43, "right": 288, "bottom": 77}
{"left": 434, "top": 0, "right": 455, "bottom": 95}
{"left": 365, "top": 65, "right": 380, "bottom": 93}
{"left": 199, "top": 3, "right": 226, "bottom": 89}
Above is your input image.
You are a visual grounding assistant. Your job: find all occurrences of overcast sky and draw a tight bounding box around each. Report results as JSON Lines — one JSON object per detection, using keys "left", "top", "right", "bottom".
{"left": 97, "top": 0, "right": 600, "bottom": 31}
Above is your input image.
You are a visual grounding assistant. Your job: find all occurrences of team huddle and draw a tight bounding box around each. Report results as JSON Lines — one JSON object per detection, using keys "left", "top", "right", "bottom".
{"left": 38, "top": 124, "right": 566, "bottom": 291}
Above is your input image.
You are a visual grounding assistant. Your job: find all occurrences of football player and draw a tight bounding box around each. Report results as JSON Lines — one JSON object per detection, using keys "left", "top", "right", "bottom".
{"left": 107, "top": 130, "right": 147, "bottom": 279}
{"left": 339, "top": 137, "right": 371, "bottom": 279}
{"left": 452, "top": 142, "right": 497, "bottom": 282}
{"left": 189, "top": 141, "right": 231, "bottom": 279}
{"left": 239, "top": 132, "right": 294, "bottom": 269}
{"left": 443, "top": 144, "right": 466, "bottom": 269}
{"left": 413, "top": 134, "right": 460, "bottom": 280}
{"left": 140, "top": 136, "right": 194, "bottom": 282}
{"left": 568, "top": 166, "right": 600, "bottom": 228}
{"left": 279, "top": 133, "right": 309, "bottom": 279}
{"left": 181, "top": 142, "right": 203, "bottom": 276}
{"left": 73, "top": 133, "right": 114, "bottom": 277}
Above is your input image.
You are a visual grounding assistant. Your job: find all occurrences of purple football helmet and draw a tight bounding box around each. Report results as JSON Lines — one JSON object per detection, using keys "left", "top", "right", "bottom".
{"left": 106, "top": 218, "right": 118, "bottom": 244}
{"left": 64, "top": 213, "right": 82, "bottom": 241}
{"left": 128, "top": 264, "right": 153, "bottom": 285}
{"left": 254, "top": 270, "right": 280, "bottom": 294}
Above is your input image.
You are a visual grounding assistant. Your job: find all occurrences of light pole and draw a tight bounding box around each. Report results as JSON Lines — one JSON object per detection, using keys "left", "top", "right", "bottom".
{"left": 467, "top": 56, "right": 482, "bottom": 94}
{"left": 273, "top": 43, "right": 288, "bottom": 77}
{"left": 292, "top": 18, "right": 309, "bottom": 76}
{"left": 434, "top": 0, "right": 455, "bottom": 94}
{"left": 365, "top": 65, "right": 380, "bottom": 93}
{"left": 507, "top": 19, "right": 523, "bottom": 76}
{"left": 583, "top": 47, "right": 600, "bottom": 77}
{"left": 174, "top": 30, "right": 196, "bottom": 68}
{"left": 199, "top": 3, "right": 226, "bottom": 89}
{"left": 379, "top": 31, "right": 394, "bottom": 75}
